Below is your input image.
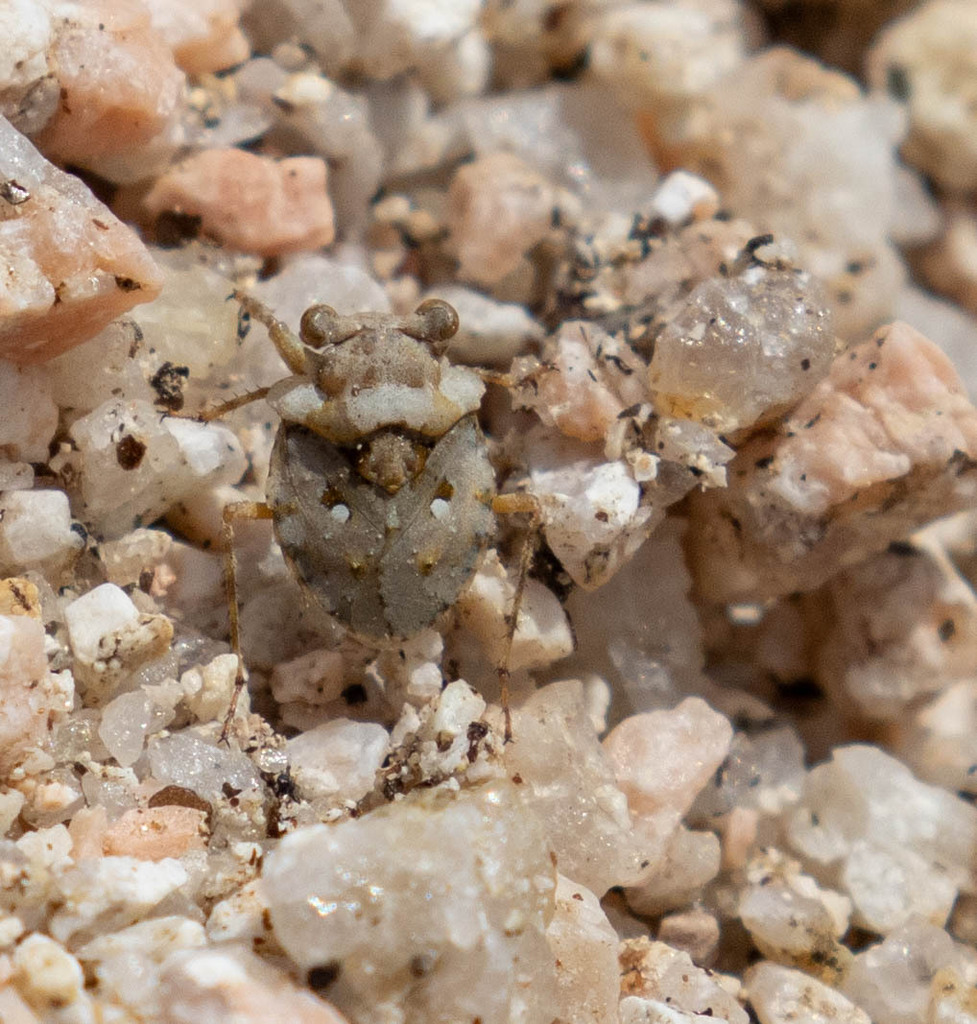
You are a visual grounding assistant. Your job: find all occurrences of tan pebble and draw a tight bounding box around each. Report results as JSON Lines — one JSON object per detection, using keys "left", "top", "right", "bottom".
{"left": 142, "top": 149, "right": 336, "bottom": 257}
{"left": 618, "top": 937, "right": 749, "bottom": 1024}
{"left": 657, "top": 909, "right": 721, "bottom": 965}
{"left": 530, "top": 329, "right": 626, "bottom": 442}
{"left": 868, "top": 0, "right": 977, "bottom": 191}
{"left": 718, "top": 805, "right": 759, "bottom": 870}
{"left": 919, "top": 205, "right": 977, "bottom": 316}
{"left": 12, "top": 934, "right": 84, "bottom": 1013}
{"left": 102, "top": 806, "right": 208, "bottom": 860}
{"left": 447, "top": 152, "right": 556, "bottom": 286}
{"left": 0, "top": 580, "right": 40, "bottom": 620}
{"left": 0, "top": 615, "right": 65, "bottom": 778}
{"left": 149, "top": 0, "right": 250, "bottom": 75}
{"left": 67, "top": 806, "right": 108, "bottom": 862}
{"left": 0, "top": 987, "right": 40, "bottom": 1024}
{"left": 603, "top": 698, "right": 733, "bottom": 820}
{"left": 33, "top": 0, "right": 184, "bottom": 179}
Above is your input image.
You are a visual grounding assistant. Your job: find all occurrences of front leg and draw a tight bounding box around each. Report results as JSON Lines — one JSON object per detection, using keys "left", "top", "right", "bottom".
{"left": 233, "top": 290, "right": 308, "bottom": 376}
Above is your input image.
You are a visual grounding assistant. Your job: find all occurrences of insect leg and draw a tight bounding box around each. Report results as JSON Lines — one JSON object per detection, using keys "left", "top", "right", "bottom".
{"left": 474, "top": 360, "right": 554, "bottom": 390}
{"left": 233, "top": 290, "right": 307, "bottom": 375}
{"left": 490, "top": 491, "right": 543, "bottom": 743}
{"left": 220, "top": 499, "right": 275, "bottom": 743}
{"left": 194, "top": 386, "right": 271, "bottom": 422}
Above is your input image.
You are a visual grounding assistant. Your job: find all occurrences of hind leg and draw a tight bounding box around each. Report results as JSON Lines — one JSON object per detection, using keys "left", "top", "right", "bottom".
{"left": 219, "top": 500, "right": 275, "bottom": 742}
{"left": 491, "top": 491, "right": 543, "bottom": 743}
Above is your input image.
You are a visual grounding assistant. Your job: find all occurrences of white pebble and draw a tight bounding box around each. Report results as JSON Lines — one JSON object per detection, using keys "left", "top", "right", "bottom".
{"left": 50, "top": 856, "right": 189, "bottom": 944}
{"left": 286, "top": 718, "right": 389, "bottom": 804}
{"left": 747, "top": 962, "right": 870, "bottom": 1024}
{"left": 64, "top": 583, "right": 173, "bottom": 701}
{"left": 263, "top": 782, "right": 555, "bottom": 1024}
{"left": 647, "top": 172, "right": 720, "bottom": 228}
{"left": 0, "top": 362, "right": 58, "bottom": 463}
{"left": 0, "top": 490, "right": 82, "bottom": 577}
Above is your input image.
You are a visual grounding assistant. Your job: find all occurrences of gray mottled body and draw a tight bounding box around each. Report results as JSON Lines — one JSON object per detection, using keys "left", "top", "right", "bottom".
{"left": 268, "top": 413, "right": 496, "bottom": 641}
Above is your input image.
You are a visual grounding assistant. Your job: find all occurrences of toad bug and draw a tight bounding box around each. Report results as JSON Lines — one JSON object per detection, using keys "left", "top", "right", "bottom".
{"left": 206, "top": 294, "right": 537, "bottom": 739}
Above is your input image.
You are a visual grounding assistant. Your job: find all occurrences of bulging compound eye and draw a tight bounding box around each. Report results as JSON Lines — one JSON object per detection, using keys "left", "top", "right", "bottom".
{"left": 410, "top": 299, "right": 459, "bottom": 351}
{"left": 300, "top": 304, "right": 359, "bottom": 347}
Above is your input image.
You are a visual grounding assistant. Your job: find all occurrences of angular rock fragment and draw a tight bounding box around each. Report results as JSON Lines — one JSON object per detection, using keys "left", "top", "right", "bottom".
{"left": 0, "top": 357, "right": 57, "bottom": 462}
{"left": 646, "top": 48, "right": 910, "bottom": 335}
{"left": 285, "top": 718, "right": 389, "bottom": 805}
{"left": 523, "top": 431, "right": 657, "bottom": 589}
{"left": 75, "top": 916, "right": 207, "bottom": 1019}
{"left": 102, "top": 806, "right": 208, "bottom": 861}
{"left": 0, "top": 116, "right": 163, "bottom": 363}
{"left": 547, "top": 875, "right": 620, "bottom": 1024}
{"left": 619, "top": 938, "right": 749, "bottom": 1024}
{"left": 49, "top": 855, "right": 189, "bottom": 944}
{"left": 813, "top": 543, "right": 977, "bottom": 719}
{"left": 560, "top": 517, "right": 708, "bottom": 710}
{"left": 746, "top": 962, "right": 870, "bottom": 1024}
{"left": 738, "top": 849, "right": 852, "bottom": 981}
{"left": 656, "top": 909, "right": 720, "bottom": 966}
{"left": 619, "top": 997, "right": 730, "bottom": 1024}
{"left": 149, "top": 0, "right": 250, "bottom": 75}
{"left": 787, "top": 744, "right": 977, "bottom": 933}
{"left": 604, "top": 698, "right": 733, "bottom": 831}
{"left": 147, "top": 731, "right": 263, "bottom": 807}
{"left": 31, "top": 0, "right": 186, "bottom": 183}
{"left": 11, "top": 933, "right": 89, "bottom": 1019}
{"left": 98, "top": 689, "right": 175, "bottom": 767}
{"left": 0, "top": 0, "right": 59, "bottom": 135}
{"left": 447, "top": 152, "right": 558, "bottom": 286}
{"left": 688, "top": 322, "right": 977, "bottom": 603}
{"left": 263, "top": 782, "right": 557, "bottom": 1024}
{"left": 589, "top": 1, "right": 745, "bottom": 107}
{"left": 58, "top": 397, "right": 247, "bottom": 540}
{"left": 505, "top": 681, "right": 646, "bottom": 894}
{"left": 456, "top": 548, "right": 574, "bottom": 672}
{"left": 159, "top": 946, "right": 351, "bottom": 1024}
{"left": 917, "top": 207, "right": 977, "bottom": 326}
{"left": 67, "top": 605, "right": 172, "bottom": 709}
{"left": 842, "top": 919, "right": 977, "bottom": 1024}
{"left": 0, "top": 614, "right": 71, "bottom": 779}
{"left": 624, "top": 826, "right": 721, "bottom": 916}
{"left": 899, "top": 678, "right": 977, "bottom": 794}
{"left": 603, "top": 698, "right": 731, "bottom": 910}
{"left": 868, "top": 0, "right": 977, "bottom": 192}
{"left": 141, "top": 149, "right": 336, "bottom": 257}
{"left": 513, "top": 320, "right": 647, "bottom": 447}
{"left": 0, "top": 490, "right": 83, "bottom": 579}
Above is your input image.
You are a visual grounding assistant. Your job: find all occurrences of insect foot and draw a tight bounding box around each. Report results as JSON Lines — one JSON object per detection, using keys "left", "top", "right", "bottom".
{"left": 214, "top": 293, "right": 555, "bottom": 742}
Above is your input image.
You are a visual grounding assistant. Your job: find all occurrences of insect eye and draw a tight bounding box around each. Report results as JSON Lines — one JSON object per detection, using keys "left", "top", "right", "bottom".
{"left": 300, "top": 305, "right": 359, "bottom": 347}
{"left": 407, "top": 299, "right": 459, "bottom": 351}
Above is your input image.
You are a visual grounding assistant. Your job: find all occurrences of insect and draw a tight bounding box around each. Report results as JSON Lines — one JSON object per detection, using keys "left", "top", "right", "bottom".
{"left": 201, "top": 293, "right": 537, "bottom": 741}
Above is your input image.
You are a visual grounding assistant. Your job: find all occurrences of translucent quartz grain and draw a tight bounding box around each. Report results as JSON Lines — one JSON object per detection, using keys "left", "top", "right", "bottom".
{"left": 648, "top": 265, "right": 834, "bottom": 432}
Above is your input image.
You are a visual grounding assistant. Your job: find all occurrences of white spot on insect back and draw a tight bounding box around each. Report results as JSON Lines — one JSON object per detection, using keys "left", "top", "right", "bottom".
{"left": 430, "top": 498, "right": 450, "bottom": 521}
{"left": 331, "top": 504, "right": 350, "bottom": 523}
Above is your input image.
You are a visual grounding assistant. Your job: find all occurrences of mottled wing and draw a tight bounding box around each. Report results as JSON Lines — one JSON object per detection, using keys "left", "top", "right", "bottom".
{"left": 382, "top": 414, "right": 496, "bottom": 637}
{"left": 268, "top": 424, "right": 390, "bottom": 638}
